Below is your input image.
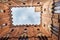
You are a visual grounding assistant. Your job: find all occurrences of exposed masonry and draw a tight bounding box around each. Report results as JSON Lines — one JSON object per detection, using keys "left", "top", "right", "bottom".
{"left": 0, "top": 0, "right": 60, "bottom": 40}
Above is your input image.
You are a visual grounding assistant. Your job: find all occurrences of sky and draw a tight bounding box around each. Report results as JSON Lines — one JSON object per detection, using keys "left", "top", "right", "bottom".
{"left": 11, "top": 7, "right": 40, "bottom": 25}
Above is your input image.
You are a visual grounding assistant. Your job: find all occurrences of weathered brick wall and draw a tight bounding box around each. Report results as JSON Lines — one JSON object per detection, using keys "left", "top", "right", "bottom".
{"left": 41, "top": 0, "right": 60, "bottom": 40}
{"left": 0, "top": 0, "right": 59, "bottom": 40}
{"left": 0, "top": 3, "right": 11, "bottom": 37}
{"left": 41, "top": 0, "right": 53, "bottom": 37}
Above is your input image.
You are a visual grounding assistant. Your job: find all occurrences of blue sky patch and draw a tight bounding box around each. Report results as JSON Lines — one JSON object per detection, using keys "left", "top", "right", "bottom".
{"left": 11, "top": 7, "right": 40, "bottom": 25}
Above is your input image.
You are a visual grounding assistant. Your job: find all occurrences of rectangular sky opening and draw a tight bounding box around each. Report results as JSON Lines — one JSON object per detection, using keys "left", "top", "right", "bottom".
{"left": 11, "top": 7, "right": 40, "bottom": 25}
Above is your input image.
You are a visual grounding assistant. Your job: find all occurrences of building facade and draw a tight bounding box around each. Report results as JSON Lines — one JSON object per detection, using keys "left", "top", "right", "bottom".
{"left": 0, "top": 0, "right": 60, "bottom": 40}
